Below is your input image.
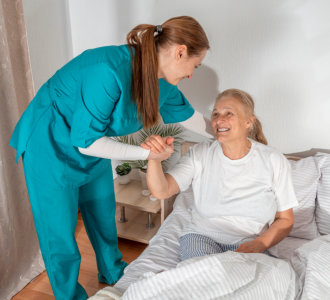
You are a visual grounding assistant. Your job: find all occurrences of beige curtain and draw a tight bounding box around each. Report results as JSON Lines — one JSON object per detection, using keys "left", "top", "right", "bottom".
{"left": 0, "top": 0, "right": 45, "bottom": 299}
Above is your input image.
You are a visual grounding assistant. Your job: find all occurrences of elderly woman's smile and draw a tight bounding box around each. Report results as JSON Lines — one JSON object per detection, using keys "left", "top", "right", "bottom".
{"left": 217, "top": 127, "right": 230, "bottom": 132}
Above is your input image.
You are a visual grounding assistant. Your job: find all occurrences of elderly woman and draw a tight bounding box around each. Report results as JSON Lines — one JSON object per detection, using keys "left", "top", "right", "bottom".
{"left": 142, "top": 88, "right": 298, "bottom": 261}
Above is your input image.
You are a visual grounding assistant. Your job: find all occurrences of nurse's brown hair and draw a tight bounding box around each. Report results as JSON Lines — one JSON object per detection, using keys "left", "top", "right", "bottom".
{"left": 127, "top": 16, "right": 209, "bottom": 128}
{"left": 216, "top": 89, "right": 268, "bottom": 145}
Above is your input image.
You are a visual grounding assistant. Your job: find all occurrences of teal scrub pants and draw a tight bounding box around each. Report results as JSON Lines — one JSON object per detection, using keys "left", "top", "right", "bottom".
{"left": 23, "top": 154, "right": 127, "bottom": 300}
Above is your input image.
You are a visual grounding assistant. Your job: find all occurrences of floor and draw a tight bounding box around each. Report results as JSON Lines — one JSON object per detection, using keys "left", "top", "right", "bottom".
{"left": 12, "top": 213, "right": 147, "bottom": 300}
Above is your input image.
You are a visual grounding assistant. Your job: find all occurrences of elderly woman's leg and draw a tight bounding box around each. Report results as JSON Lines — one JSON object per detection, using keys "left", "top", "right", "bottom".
{"left": 179, "top": 233, "right": 223, "bottom": 261}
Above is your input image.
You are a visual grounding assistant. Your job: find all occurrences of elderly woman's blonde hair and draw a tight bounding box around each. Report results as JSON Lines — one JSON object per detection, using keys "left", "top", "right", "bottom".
{"left": 216, "top": 89, "right": 268, "bottom": 145}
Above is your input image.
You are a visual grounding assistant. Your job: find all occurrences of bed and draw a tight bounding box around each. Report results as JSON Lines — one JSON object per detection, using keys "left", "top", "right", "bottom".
{"left": 89, "top": 143, "right": 330, "bottom": 300}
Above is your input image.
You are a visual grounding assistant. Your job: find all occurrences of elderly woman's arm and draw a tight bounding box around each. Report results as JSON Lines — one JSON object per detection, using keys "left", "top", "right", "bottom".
{"left": 141, "top": 135, "right": 180, "bottom": 199}
{"left": 235, "top": 208, "right": 294, "bottom": 253}
{"left": 147, "top": 160, "right": 180, "bottom": 199}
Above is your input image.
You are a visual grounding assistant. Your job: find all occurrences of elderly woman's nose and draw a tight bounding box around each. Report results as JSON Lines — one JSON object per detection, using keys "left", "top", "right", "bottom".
{"left": 216, "top": 114, "right": 226, "bottom": 122}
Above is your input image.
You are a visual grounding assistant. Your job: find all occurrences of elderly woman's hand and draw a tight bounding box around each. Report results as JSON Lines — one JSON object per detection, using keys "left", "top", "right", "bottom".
{"left": 235, "top": 238, "right": 267, "bottom": 253}
{"left": 141, "top": 134, "right": 174, "bottom": 161}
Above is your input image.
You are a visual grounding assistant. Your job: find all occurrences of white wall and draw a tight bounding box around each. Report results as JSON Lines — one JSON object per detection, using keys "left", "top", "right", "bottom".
{"left": 22, "top": 0, "right": 72, "bottom": 91}
{"left": 23, "top": 0, "right": 330, "bottom": 153}
{"left": 68, "top": 0, "right": 157, "bottom": 57}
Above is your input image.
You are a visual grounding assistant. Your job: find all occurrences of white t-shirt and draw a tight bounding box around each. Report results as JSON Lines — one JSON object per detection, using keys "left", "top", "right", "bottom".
{"left": 167, "top": 139, "right": 298, "bottom": 244}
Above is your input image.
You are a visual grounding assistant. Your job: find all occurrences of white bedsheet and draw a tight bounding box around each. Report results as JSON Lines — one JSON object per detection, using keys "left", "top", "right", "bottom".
{"left": 89, "top": 189, "right": 330, "bottom": 300}
{"left": 122, "top": 251, "right": 297, "bottom": 300}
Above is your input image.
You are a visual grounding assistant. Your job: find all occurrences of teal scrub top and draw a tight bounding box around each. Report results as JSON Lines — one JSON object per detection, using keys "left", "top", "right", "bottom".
{"left": 10, "top": 45, "right": 194, "bottom": 187}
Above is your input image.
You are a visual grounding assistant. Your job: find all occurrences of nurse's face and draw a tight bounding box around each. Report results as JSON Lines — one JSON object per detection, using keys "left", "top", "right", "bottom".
{"left": 158, "top": 45, "right": 207, "bottom": 86}
{"left": 211, "top": 97, "right": 254, "bottom": 144}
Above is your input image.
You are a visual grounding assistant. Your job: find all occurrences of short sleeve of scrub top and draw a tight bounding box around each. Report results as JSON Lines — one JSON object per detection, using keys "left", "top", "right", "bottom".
{"left": 160, "top": 85, "right": 195, "bottom": 124}
{"left": 70, "top": 63, "right": 121, "bottom": 148}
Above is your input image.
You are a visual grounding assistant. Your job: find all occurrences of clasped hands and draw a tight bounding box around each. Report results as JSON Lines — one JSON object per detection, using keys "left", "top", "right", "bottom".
{"left": 141, "top": 134, "right": 175, "bottom": 161}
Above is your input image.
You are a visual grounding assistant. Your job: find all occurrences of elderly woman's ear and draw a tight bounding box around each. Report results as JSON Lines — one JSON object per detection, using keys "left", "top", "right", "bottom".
{"left": 247, "top": 116, "right": 256, "bottom": 130}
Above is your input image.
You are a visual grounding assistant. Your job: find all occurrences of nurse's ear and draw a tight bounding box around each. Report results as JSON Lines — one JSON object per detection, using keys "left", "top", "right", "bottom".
{"left": 175, "top": 45, "right": 188, "bottom": 61}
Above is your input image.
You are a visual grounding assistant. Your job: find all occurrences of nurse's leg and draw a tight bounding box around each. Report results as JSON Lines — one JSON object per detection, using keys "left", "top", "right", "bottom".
{"left": 23, "top": 160, "right": 88, "bottom": 300}
{"left": 78, "top": 163, "right": 127, "bottom": 285}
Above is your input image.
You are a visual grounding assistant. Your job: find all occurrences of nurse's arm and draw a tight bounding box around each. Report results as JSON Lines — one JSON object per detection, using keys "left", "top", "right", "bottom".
{"left": 179, "top": 110, "right": 214, "bottom": 139}
{"left": 147, "top": 160, "right": 180, "bottom": 199}
{"left": 78, "top": 136, "right": 150, "bottom": 160}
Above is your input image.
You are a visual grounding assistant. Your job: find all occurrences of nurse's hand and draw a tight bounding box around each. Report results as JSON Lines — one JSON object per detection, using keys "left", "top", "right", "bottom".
{"left": 141, "top": 135, "right": 174, "bottom": 161}
{"left": 141, "top": 135, "right": 174, "bottom": 153}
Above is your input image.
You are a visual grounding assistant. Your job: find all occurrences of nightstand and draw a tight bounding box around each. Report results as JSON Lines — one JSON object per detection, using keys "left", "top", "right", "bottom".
{"left": 114, "top": 179, "right": 176, "bottom": 244}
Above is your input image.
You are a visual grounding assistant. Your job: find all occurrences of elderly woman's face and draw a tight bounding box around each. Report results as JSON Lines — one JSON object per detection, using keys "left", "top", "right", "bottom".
{"left": 211, "top": 96, "right": 253, "bottom": 144}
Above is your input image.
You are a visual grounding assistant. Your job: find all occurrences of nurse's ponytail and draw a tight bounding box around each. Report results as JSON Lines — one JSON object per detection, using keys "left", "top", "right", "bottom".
{"left": 216, "top": 89, "right": 268, "bottom": 145}
{"left": 127, "top": 16, "right": 209, "bottom": 129}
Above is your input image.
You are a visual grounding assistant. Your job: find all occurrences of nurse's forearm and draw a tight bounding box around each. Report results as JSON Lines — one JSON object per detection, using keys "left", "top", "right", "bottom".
{"left": 78, "top": 136, "right": 150, "bottom": 160}
{"left": 179, "top": 111, "right": 214, "bottom": 139}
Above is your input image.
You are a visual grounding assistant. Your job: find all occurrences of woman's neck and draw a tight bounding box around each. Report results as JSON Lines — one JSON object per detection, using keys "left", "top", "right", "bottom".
{"left": 221, "top": 139, "right": 252, "bottom": 160}
{"left": 157, "top": 47, "right": 170, "bottom": 79}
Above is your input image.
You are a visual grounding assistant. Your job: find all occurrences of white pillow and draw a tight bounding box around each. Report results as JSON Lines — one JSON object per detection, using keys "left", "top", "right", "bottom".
{"left": 288, "top": 157, "right": 321, "bottom": 239}
{"left": 315, "top": 153, "right": 330, "bottom": 235}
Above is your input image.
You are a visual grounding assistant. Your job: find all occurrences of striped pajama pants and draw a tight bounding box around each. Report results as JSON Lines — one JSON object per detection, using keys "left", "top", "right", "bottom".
{"left": 180, "top": 233, "right": 246, "bottom": 261}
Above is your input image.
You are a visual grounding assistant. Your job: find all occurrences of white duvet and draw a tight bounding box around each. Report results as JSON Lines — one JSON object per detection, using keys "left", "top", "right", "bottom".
{"left": 89, "top": 189, "right": 330, "bottom": 300}
{"left": 122, "top": 251, "right": 296, "bottom": 300}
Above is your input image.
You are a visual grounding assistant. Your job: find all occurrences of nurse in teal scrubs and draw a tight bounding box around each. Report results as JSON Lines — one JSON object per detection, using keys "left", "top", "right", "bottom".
{"left": 10, "top": 16, "right": 209, "bottom": 300}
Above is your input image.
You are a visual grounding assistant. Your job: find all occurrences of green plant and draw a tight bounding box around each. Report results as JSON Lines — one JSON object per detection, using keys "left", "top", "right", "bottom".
{"left": 115, "top": 122, "right": 183, "bottom": 171}
{"left": 115, "top": 162, "right": 132, "bottom": 176}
